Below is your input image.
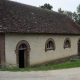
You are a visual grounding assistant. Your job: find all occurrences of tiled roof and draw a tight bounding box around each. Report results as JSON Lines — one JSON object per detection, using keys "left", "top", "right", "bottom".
{"left": 0, "top": 0, "right": 80, "bottom": 34}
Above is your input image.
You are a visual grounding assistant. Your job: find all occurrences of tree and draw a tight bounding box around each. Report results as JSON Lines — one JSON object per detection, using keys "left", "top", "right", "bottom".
{"left": 64, "top": 11, "right": 73, "bottom": 19}
{"left": 73, "top": 12, "right": 78, "bottom": 22}
{"left": 58, "top": 8, "right": 73, "bottom": 19}
{"left": 58, "top": 4, "right": 80, "bottom": 25}
{"left": 40, "top": 3, "right": 53, "bottom": 10}
{"left": 77, "top": 4, "right": 80, "bottom": 25}
{"left": 77, "top": 4, "right": 80, "bottom": 14}
{"left": 58, "top": 8, "right": 64, "bottom": 13}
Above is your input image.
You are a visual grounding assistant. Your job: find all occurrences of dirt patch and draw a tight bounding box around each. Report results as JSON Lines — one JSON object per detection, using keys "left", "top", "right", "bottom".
{"left": 0, "top": 68, "right": 80, "bottom": 80}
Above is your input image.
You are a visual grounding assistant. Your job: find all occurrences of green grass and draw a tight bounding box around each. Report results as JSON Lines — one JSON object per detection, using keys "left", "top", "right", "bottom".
{"left": 0, "top": 60, "right": 80, "bottom": 71}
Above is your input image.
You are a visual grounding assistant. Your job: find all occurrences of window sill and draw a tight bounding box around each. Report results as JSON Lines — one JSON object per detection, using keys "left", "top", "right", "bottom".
{"left": 45, "top": 48, "right": 55, "bottom": 52}
{"left": 64, "top": 47, "right": 70, "bottom": 49}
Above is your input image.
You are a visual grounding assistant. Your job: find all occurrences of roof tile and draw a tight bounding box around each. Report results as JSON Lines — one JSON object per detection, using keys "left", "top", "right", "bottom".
{"left": 0, "top": 0, "right": 80, "bottom": 34}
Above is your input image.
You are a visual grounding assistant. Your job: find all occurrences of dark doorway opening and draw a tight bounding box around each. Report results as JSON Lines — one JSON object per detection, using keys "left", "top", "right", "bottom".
{"left": 16, "top": 42, "right": 30, "bottom": 68}
{"left": 78, "top": 42, "right": 80, "bottom": 56}
{"left": 19, "top": 50, "right": 24, "bottom": 68}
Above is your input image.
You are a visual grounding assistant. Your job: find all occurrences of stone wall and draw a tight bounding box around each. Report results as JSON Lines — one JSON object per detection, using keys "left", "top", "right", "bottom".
{"left": 30, "top": 55, "right": 78, "bottom": 67}
{"left": 0, "top": 33, "right": 5, "bottom": 68}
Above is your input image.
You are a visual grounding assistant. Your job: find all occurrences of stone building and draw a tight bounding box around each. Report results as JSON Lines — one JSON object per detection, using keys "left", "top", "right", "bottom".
{"left": 0, "top": 0, "right": 80, "bottom": 68}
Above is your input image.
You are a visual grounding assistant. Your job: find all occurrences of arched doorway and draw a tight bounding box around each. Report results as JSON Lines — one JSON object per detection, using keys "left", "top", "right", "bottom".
{"left": 78, "top": 39, "right": 80, "bottom": 56}
{"left": 19, "top": 44, "right": 26, "bottom": 68}
{"left": 16, "top": 40, "right": 30, "bottom": 68}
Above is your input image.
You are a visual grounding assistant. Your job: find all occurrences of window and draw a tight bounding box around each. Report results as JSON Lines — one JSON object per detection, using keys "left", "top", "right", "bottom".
{"left": 19, "top": 44, "right": 26, "bottom": 50}
{"left": 47, "top": 41, "right": 53, "bottom": 49}
{"left": 45, "top": 38, "right": 55, "bottom": 52}
{"left": 64, "top": 38, "right": 71, "bottom": 49}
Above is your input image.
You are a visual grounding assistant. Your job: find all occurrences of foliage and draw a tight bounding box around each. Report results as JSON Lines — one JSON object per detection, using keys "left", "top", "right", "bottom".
{"left": 73, "top": 12, "right": 78, "bottom": 21}
{"left": 58, "top": 4, "right": 80, "bottom": 25}
{"left": 40, "top": 3, "right": 53, "bottom": 10}
{"left": 64, "top": 11, "right": 73, "bottom": 19}
{"left": 77, "top": 4, "right": 80, "bottom": 25}
{"left": 77, "top": 4, "right": 80, "bottom": 14}
{"left": 58, "top": 8, "right": 64, "bottom": 13}
{"left": 0, "top": 60, "right": 80, "bottom": 71}
{"left": 40, "top": 3, "right": 80, "bottom": 25}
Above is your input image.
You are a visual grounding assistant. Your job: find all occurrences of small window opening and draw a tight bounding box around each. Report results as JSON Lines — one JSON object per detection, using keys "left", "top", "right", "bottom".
{"left": 45, "top": 38, "right": 55, "bottom": 52}
{"left": 65, "top": 40, "right": 70, "bottom": 47}
{"left": 47, "top": 41, "right": 53, "bottom": 49}
{"left": 19, "top": 44, "right": 26, "bottom": 50}
{"left": 64, "top": 38, "right": 71, "bottom": 49}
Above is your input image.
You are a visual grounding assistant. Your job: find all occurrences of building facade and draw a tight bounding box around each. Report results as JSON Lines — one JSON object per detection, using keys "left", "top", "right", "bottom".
{"left": 0, "top": 0, "right": 80, "bottom": 68}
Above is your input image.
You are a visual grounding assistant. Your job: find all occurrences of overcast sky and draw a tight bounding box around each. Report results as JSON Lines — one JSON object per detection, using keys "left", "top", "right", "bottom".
{"left": 10, "top": 0, "right": 80, "bottom": 12}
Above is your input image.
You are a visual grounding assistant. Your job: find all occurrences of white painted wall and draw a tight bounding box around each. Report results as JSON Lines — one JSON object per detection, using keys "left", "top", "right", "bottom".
{"left": 5, "top": 33, "right": 80, "bottom": 67}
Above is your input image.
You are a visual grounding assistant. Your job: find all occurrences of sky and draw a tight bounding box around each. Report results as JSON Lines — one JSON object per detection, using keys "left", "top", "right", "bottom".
{"left": 10, "top": 0, "right": 80, "bottom": 12}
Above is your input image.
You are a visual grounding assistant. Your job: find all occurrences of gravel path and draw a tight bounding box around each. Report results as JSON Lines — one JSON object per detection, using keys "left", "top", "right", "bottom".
{"left": 0, "top": 68, "right": 80, "bottom": 80}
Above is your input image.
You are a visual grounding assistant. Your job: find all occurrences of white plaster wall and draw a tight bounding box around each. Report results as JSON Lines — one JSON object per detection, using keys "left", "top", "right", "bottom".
{"left": 5, "top": 33, "right": 80, "bottom": 67}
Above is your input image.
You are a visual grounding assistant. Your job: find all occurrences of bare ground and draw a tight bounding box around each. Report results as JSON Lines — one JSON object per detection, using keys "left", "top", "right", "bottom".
{"left": 0, "top": 68, "right": 80, "bottom": 80}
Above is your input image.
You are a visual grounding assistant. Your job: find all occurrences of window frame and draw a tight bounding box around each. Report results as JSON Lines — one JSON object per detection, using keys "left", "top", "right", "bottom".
{"left": 19, "top": 44, "right": 27, "bottom": 50}
{"left": 45, "top": 38, "right": 55, "bottom": 52}
{"left": 64, "top": 38, "right": 71, "bottom": 49}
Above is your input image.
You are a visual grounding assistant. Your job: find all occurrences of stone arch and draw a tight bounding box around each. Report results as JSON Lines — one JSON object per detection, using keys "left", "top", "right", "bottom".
{"left": 15, "top": 40, "right": 30, "bottom": 68}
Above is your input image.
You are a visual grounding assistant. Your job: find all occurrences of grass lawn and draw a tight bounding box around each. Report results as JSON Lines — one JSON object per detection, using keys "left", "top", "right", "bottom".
{"left": 0, "top": 60, "right": 80, "bottom": 71}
